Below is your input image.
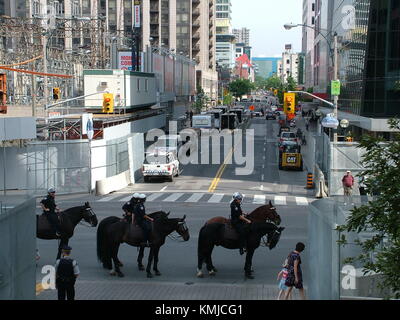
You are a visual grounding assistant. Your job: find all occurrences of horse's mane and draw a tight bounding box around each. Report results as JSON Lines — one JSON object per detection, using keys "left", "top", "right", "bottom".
{"left": 148, "top": 211, "right": 169, "bottom": 220}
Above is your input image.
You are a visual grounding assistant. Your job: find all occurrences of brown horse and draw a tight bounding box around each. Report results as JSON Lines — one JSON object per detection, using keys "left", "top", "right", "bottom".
{"left": 206, "top": 201, "right": 281, "bottom": 225}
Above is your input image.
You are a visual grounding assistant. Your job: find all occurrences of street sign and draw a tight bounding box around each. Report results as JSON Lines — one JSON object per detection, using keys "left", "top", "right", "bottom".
{"left": 331, "top": 80, "right": 341, "bottom": 96}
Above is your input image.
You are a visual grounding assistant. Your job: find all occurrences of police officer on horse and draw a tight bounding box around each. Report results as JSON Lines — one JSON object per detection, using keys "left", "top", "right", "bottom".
{"left": 230, "top": 192, "right": 252, "bottom": 255}
{"left": 55, "top": 245, "right": 79, "bottom": 300}
{"left": 134, "top": 194, "right": 154, "bottom": 247}
{"left": 122, "top": 193, "right": 140, "bottom": 224}
{"left": 40, "top": 187, "right": 61, "bottom": 237}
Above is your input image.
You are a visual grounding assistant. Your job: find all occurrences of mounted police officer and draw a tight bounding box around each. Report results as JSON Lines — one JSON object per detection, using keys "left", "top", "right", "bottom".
{"left": 122, "top": 193, "right": 140, "bottom": 224}
{"left": 40, "top": 187, "right": 61, "bottom": 237}
{"left": 230, "top": 192, "right": 252, "bottom": 255}
{"left": 134, "top": 194, "right": 154, "bottom": 247}
{"left": 55, "top": 245, "right": 79, "bottom": 300}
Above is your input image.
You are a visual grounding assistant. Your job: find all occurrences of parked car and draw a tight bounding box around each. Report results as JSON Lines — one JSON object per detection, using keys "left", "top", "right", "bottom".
{"left": 266, "top": 112, "right": 276, "bottom": 120}
{"left": 278, "top": 131, "right": 299, "bottom": 145}
{"left": 142, "top": 151, "right": 180, "bottom": 182}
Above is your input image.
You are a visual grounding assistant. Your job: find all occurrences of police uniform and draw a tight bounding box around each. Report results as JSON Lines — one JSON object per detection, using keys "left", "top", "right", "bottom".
{"left": 122, "top": 198, "right": 136, "bottom": 224}
{"left": 230, "top": 199, "right": 247, "bottom": 250}
{"left": 55, "top": 246, "right": 79, "bottom": 300}
{"left": 133, "top": 202, "right": 151, "bottom": 244}
{"left": 40, "top": 195, "right": 61, "bottom": 235}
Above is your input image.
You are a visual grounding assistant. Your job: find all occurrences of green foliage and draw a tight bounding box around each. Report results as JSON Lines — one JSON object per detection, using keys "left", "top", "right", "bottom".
{"left": 338, "top": 118, "right": 400, "bottom": 298}
{"left": 228, "top": 79, "right": 255, "bottom": 98}
{"left": 193, "top": 85, "right": 209, "bottom": 113}
{"left": 223, "top": 92, "right": 234, "bottom": 105}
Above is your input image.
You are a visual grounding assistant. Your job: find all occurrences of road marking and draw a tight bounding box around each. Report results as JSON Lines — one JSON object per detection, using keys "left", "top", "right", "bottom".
{"left": 274, "top": 195, "right": 287, "bottom": 205}
{"left": 160, "top": 186, "right": 168, "bottom": 192}
{"left": 119, "top": 195, "right": 132, "bottom": 202}
{"left": 163, "top": 193, "right": 184, "bottom": 202}
{"left": 253, "top": 195, "right": 266, "bottom": 204}
{"left": 98, "top": 193, "right": 122, "bottom": 202}
{"left": 208, "top": 193, "right": 225, "bottom": 203}
{"left": 208, "top": 147, "right": 234, "bottom": 193}
{"left": 295, "top": 197, "right": 309, "bottom": 206}
{"left": 261, "top": 174, "right": 264, "bottom": 181}
{"left": 185, "top": 193, "right": 205, "bottom": 203}
{"left": 147, "top": 193, "right": 165, "bottom": 202}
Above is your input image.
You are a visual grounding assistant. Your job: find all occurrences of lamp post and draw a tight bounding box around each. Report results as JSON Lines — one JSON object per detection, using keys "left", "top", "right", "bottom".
{"left": 284, "top": 23, "right": 339, "bottom": 142}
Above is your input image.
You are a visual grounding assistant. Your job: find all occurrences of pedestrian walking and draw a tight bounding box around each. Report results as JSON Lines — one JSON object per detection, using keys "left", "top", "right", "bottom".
{"left": 305, "top": 118, "right": 309, "bottom": 131}
{"left": 284, "top": 242, "right": 306, "bottom": 300}
{"left": 55, "top": 245, "right": 79, "bottom": 300}
{"left": 342, "top": 170, "right": 355, "bottom": 205}
{"left": 277, "top": 259, "right": 292, "bottom": 300}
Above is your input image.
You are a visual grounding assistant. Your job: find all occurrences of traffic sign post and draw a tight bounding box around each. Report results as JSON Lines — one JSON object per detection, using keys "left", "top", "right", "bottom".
{"left": 331, "top": 80, "right": 341, "bottom": 96}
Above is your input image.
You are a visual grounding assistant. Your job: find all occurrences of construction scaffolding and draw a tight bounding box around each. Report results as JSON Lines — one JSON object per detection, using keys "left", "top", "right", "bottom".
{"left": 0, "top": 16, "right": 110, "bottom": 108}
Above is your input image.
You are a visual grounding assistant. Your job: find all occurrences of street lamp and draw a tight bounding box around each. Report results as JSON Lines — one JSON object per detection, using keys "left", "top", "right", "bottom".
{"left": 284, "top": 22, "right": 339, "bottom": 142}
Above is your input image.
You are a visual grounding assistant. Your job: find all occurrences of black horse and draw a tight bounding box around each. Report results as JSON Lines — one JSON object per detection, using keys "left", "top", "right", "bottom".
{"left": 197, "top": 221, "right": 284, "bottom": 279}
{"left": 36, "top": 202, "right": 98, "bottom": 259}
{"left": 96, "top": 211, "right": 190, "bottom": 278}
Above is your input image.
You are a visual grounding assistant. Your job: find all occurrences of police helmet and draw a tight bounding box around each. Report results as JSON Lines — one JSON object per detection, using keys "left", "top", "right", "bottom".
{"left": 132, "top": 192, "right": 140, "bottom": 199}
{"left": 48, "top": 187, "right": 56, "bottom": 194}
{"left": 233, "top": 192, "right": 243, "bottom": 201}
{"left": 138, "top": 194, "right": 146, "bottom": 201}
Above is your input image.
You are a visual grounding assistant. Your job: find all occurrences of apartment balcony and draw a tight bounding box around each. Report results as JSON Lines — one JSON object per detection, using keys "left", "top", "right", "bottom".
{"left": 192, "top": 44, "right": 200, "bottom": 52}
{"left": 192, "top": 8, "right": 200, "bottom": 16}
{"left": 150, "top": 5, "right": 159, "bottom": 13}
{"left": 192, "top": 20, "right": 200, "bottom": 28}
{"left": 150, "top": 29, "right": 159, "bottom": 38}
{"left": 209, "top": 20, "right": 214, "bottom": 27}
{"left": 150, "top": 17, "right": 159, "bottom": 25}
{"left": 209, "top": 62, "right": 214, "bottom": 69}
{"left": 194, "top": 56, "right": 200, "bottom": 64}
{"left": 209, "top": 0, "right": 214, "bottom": 8}
{"left": 209, "top": 10, "right": 213, "bottom": 17}
{"left": 209, "top": 30, "right": 213, "bottom": 38}
{"left": 192, "top": 0, "right": 201, "bottom": 6}
{"left": 192, "top": 32, "right": 200, "bottom": 40}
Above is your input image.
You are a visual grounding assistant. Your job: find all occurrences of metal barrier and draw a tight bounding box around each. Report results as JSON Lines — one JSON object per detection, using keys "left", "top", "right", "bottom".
{"left": 0, "top": 197, "right": 36, "bottom": 300}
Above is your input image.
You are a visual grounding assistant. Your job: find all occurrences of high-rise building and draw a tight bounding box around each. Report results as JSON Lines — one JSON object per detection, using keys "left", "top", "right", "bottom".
{"left": 215, "top": 0, "right": 235, "bottom": 69}
{"left": 328, "top": 0, "right": 400, "bottom": 133}
{"left": 233, "top": 27, "right": 250, "bottom": 46}
{"left": 302, "top": 0, "right": 315, "bottom": 89}
{"left": 281, "top": 44, "right": 301, "bottom": 84}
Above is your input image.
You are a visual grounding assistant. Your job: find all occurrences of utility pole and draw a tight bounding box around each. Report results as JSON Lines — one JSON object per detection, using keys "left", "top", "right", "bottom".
{"left": 132, "top": 1, "right": 141, "bottom": 72}
{"left": 333, "top": 33, "right": 338, "bottom": 143}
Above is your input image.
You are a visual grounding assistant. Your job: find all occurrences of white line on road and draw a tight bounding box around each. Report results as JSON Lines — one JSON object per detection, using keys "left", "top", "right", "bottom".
{"left": 119, "top": 195, "right": 132, "bottom": 202}
{"left": 261, "top": 174, "right": 264, "bottom": 181}
{"left": 208, "top": 194, "right": 225, "bottom": 203}
{"left": 295, "top": 197, "right": 309, "bottom": 206}
{"left": 147, "top": 193, "right": 165, "bottom": 202}
{"left": 163, "top": 193, "right": 184, "bottom": 202}
{"left": 253, "top": 195, "right": 266, "bottom": 204}
{"left": 185, "top": 193, "right": 205, "bottom": 203}
{"left": 160, "top": 186, "right": 168, "bottom": 192}
{"left": 98, "top": 193, "right": 124, "bottom": 202}
{"left": 274, "top": 196, "right": 287, "bottom": 205}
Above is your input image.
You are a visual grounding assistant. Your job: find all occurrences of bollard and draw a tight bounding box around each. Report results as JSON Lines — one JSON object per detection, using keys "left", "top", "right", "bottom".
{"left": 306, "top": 172, "right": 314, "bottom": 189}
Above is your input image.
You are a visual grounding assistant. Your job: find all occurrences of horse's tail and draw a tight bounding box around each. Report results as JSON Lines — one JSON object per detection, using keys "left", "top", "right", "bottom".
{"left": 96, "top": 216, "right": 120, "bottom": 269}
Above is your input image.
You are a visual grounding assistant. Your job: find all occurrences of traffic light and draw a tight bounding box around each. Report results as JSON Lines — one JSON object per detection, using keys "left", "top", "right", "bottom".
{"left": 53, "top": 87, "right": 60, "bottom": 100}
{"left": 284, "top": 92, "right": 296, "bottom": 115}
{"left": 274, "top": 89, "right": 278, "bottom": 96}
{"left": 102, "top": 93, "right": 114, "bottom": 113}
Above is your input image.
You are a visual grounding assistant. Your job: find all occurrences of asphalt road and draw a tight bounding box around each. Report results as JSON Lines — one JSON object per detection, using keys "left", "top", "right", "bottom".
{"left": 36, "top": 116, "right": 310, "bottom": 300}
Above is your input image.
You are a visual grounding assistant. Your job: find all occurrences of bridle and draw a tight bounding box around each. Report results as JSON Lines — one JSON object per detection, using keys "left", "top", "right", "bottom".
{"left": 167, "top": 219, "right": 189, "bottom": 242}
{"left": 79, "top": 207, "right": 96, "bottom": 227}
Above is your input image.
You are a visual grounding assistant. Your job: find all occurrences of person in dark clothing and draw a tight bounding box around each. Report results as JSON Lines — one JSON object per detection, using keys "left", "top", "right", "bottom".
{"left": 230, "top": 192, "right": 252, "bottom": 255}
{"left": 55, "top": 245, "right": 79, "bottom": 300}
{"left": 134, "top": 194, "right": 154, "bottom": 247}
{"left": 122, "top": 193, "right": 140, "bottom": 224}
{"left": 284, "top": 242, "right": 306, "bottom": 300}
{"left": 40, "top": 187, "right": 61, "bottom": 237}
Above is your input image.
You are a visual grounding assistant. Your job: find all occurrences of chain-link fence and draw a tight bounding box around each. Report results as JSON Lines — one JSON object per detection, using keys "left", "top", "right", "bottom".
{"left": 0, "top": 197, "right": 36, "bottom": 300}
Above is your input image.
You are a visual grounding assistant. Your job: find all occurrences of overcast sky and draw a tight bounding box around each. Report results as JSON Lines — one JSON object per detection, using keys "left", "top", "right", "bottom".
{"left": 231, "top": 0, "right": 303, "bottom": 57}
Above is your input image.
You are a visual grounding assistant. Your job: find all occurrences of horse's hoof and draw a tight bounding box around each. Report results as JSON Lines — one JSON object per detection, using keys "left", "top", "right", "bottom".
{"left": 209, "top": 270, "right": 216, "bottom": 276}
{"left": 154, "top": 270, "right": 161, "bottom": 276}
{"left": 196, "top": 271, "right": 204, "bottom": 278}
{"left": 147, "top": 272, "right": 153, "bottom": 278}
{"left": 109, "top": 270, "right": 117, "bottom": 276}
{"left": 138, "top": 265, "right": 145, "bottom": 271}
{"left": 117, "top": 261, "right": 124, "bottom": 267}
{"left": 212, "top": 267, "right": 218, "bottom": 272}
{"left": 117, "top": 272, "right": 124, "bottom": 278}
{"left": 245, "top": 273, "right": 254, "bottom": 279}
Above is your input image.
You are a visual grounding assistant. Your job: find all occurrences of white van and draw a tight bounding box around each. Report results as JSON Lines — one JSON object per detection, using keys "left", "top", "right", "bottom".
{"left": 192, "top": 114, "right": 214, "bottom": 129}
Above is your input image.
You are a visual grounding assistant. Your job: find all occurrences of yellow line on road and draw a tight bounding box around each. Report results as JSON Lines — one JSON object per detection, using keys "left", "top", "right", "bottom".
{"left": 208, "top": 147, "right": 234, "bottom": 193}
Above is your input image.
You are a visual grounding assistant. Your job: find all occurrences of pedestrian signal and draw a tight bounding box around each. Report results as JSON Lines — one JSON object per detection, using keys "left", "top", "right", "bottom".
{"left": 53, "top": 87, "right": 60, "bottom": 100}
{"left": 102, "top": 93, "right": 114, "bottom": 113}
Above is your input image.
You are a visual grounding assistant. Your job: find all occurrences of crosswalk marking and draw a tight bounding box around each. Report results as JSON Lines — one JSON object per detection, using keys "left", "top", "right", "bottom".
{"left": 295, "top": 197, "right": 309, "bottom": 206}
{"left": 274, "top": 195, "right": 287, "bottom": 205}
{"left": 163, "top": 193, "right": 184, "bottom": 202}
{"left": 119, "top": 195, "right": 133, "bottom": 202}
{"left": 98, "top": 193, "right": 123, "bottom": 202}
{"left": 253, "top": 195, "right": 266, "bottom": 204}
{"left": 185, "top": 193, "right": 205, "bottom": 203}
{"left": 208, "top": 194, "right": 225, "bottom": 203}
{"left": 146, "top": 193, "right": 164, "bottom": 202}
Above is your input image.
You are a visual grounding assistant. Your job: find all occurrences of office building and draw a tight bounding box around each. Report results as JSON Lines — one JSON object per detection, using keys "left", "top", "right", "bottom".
{"left": 302, "top": 0, "right": 315, "bottom": 89}
{"left": 233, "top": 27, "right": 250, "bottom": 46}
{"left": 251, "top": 57, "right": 282, "bottom": 79}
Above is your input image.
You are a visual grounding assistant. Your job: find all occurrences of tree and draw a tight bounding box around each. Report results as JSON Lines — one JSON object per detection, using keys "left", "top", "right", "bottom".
{"left": 193, "top": 85, "right": 209, "bottom": 113}
{"left": 265, "top": 75, "right": 283, "bottom": 91}
{"left": 337, "top": 118, "right": 400, "bottom": 298}
{"left": 228, "top": 78, "right": 255, "bottom": 99}
{"left": 223, "top": 92, "right": 234, "bottom": 106}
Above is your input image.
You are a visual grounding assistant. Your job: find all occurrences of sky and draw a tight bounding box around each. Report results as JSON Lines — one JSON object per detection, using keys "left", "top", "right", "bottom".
{"left": 231, "top": 0, "right": 303, "bottom": 57}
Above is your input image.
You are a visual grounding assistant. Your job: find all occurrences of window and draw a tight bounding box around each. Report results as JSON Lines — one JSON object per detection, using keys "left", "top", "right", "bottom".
{"left": 145, "top": 79, "right": 148, "bottom": 92}
{"left": 137, "top": 79, "right": 140, "bottom": 91}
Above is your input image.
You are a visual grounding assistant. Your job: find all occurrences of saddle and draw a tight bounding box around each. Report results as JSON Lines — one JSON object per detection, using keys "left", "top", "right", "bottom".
{"left": 38, "top": 213, "right": 62, "bottom": 228}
